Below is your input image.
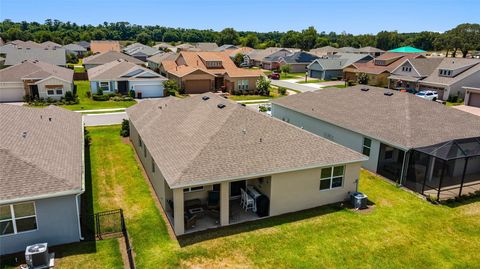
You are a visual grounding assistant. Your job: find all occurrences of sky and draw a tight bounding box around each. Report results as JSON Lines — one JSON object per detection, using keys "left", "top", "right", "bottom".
{"left": 0, "top": 0, "right": 479, "bottom": 34}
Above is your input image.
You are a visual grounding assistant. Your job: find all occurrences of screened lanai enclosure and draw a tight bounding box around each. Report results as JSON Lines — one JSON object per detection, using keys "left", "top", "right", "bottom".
{"left": 405, "top": 137, "right": 480, "bottom": 200}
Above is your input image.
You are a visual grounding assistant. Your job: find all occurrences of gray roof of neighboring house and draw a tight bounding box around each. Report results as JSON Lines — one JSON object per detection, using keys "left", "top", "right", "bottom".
{"left": 246, "top": 48, "right": 286, "bottom": 61}
{"left": 0, "top": 105, "right": 83, "bottom": 203}
{"left": 87, "top": 59, "right": 167, "bottom": 81}
{"left": 338, "top": 47, "right": 359, "bottom": 53}
{"left": 215, "top": 44, "right": 237, "bottom": 51}
{"left": 41, "top": 41, "right": 62, "bottom": 49}
{"left": 280, "top": 51, "right": 319, "bottom": 64}
{"left": 420, "top": 58, "right": 480, "bottom": 86}
{"left": 0, "top": 60, "right": 73, "bottom": 82}
{"left": 154, "top": 42, "right": 175, "bottom": 49}
{"left": 77, "top": 41, "right": 90, "bottom": 49}
{"left": 308, "top": 53, "right": 373, "bottom": 70}
{"left": 272, "top": 85, "right": 480, "bottom": 149}
{"left": 4, "top": 48, "right": 67, "bottom": 66}
{"left": 357, "top": 46, "right": 385, "bottom": 53}
{"left": 127, "top": 93, "right": 366, "bottom": 188}
{"left": 123, "top": 44, "right": 160, "bottom": 57}
{"left": 263, "top": 50, "right": 293, "bottom": 62}
{"left": 64, "top": 43, "right": 87, "bottom": 52}
{"left": 8, "top": 40, "right": 45, "bottom": 49}
{"left": 83, "top": 51, "right": 145, "bottom": 65}
{"left": 195, "top": 42, "right": 219, "bottom": 51}
{"left": 146, "top": 51, "right": 178, "bottom": 64}
{"left": 407, "top": 58, "right": 443, "bottom": 76}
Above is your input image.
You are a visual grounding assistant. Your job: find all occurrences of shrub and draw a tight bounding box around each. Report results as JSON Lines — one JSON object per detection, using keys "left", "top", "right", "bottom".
{"left": 107, "top": 93, "right": 116, "bottom": 98}
{"left": 46, "top": 97, "right": 55, "bottom": 103}
{"left": 256, "top": 76, "right": 271, "bottom": 96}
{"left": 347, "top": 80, "right": 356, "bottom": 86}
{"left": 120, "top": 119, "right": 130, "bottom": 137}
{"left": 97, "top": 88, "right": 104, "bottom": 96}
{"left": 86, "top": 90, "right": 92, "bottom": 98}
{"left": 259, "top": 105, "right": 268, "bottom": 112}
{"left": 168, "top": 90, "right": 176, "bottom": 96}
{"left": 278, "top": 87, "right": 287, "bottom": 95}
{"left": 92, "top": 94, "right": 109, "bottom": 101}
{"left": 64, "top": 91, "right": 75, "bottom": 102}
{"left": 178, "top": 88, "right": 186, "bottom": 95}
{"left": 129, "top": 90, "right": 135, "bottom": 98}
{"left": 357, "top": 73, "right": 369, "bottom": 85}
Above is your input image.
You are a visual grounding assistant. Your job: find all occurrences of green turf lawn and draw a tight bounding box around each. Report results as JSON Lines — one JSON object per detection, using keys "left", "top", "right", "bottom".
{"left": 77, "top": 125, "right": 480, "bottom": 268}
{"left": 60, "top": 81, "right": 137, "bottom": 111}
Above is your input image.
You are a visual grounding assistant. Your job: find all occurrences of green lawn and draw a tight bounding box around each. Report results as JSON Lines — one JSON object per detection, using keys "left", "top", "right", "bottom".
{"left": 280, "top": 72, "right": 305, "bottom": 80}
{"left": 14, "top": 126, "right": 476, "bottom": 269}
{"left": 296, "top": 79, "right": 327, "bottom": 84}
{"left": 60, "top": 81, "right": 137, "bottom": 111}
{"left": 446, "top": 101, "right": 464, "bottom": 106}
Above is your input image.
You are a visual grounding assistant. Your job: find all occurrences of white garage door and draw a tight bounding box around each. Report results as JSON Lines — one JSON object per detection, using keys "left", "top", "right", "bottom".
{"left": 0, "top": 87, "right": 24, "bottom": 102}
{"left": 134, "top": 84, "right": 164, "bottom": 98}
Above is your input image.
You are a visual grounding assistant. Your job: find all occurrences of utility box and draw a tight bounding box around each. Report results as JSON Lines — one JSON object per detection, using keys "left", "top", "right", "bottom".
{"left": 351, "top": 192, "right": 368, "bottom": 209}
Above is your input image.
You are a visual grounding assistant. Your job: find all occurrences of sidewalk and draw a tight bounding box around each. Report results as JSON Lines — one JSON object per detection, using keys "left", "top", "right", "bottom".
{"left": 236, "top": 99, "right": 271, "bottom": 103}
{"left": 74, "top": 108, "right": 126, "bottom": 113}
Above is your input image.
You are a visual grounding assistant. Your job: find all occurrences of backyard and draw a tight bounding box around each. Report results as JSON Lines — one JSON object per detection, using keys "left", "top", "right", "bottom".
{"left": 3, "top": 125, "right": 479, "bottom": 269}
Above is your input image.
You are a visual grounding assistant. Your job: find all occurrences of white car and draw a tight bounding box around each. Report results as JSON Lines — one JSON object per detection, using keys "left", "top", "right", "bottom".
{"left": 415, "top": 90, "right": 438, "bottom": 101}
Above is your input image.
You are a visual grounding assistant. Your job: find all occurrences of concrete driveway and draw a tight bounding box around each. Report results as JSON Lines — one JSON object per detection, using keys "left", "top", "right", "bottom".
{"left": 452, "top": 105, "right": 480, "bottom": 117}
{"left": 271, "top": 80, "right": 345, "bottom": 92}
{"left": 83, "top": 112, "right": 128, "bottom": 126}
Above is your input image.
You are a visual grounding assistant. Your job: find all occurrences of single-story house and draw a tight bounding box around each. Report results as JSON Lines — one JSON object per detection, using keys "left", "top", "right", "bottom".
{"left": 343, "top": 52, "right": 424, "bottom": 87}
{"left": 0, "top": 105, "right": 84, "bottom": 255}
{"left": 388, "top": 58, "right": 443, "bottom": 91}
{"left": 194, "top": 42, "right": 219, "bottom": 51}
{"left": 90, "top": 40, "right": 121, "bottom": 54}
{"left": 87, "top": 59, "right": 167, "bottom": 98}
{"left": 418, "top": 58, "right": 480, "bottom": 100}
{"left": 215, "top": 44, "right": 238, "bottom": 51}
{"left": 307, "top": 53, "right": 373, "bottom": 80}
{"left": 123, "top": 43, "right": 161, "bottom": 62}
{"left": 261, "top": 50, "right": 295, "bottom": 70}
{"left": 309, "top": 46, "right": 340, "bottom": 57}
{"left": 127, "top": 94, "right": 366, "bottom": 235}
{"left": 160, "top": 51, "right": 264, "bottom": 94}
{"left": 4, "top": 47, "right": 67, "bottom": 66}
{"left": 41, "top": 41, "right": 62, "bottom": 49}
{"left": 356, "top": 46, "right": 385, "bottom": 57}
{"left": 278, "top": 51, "right": 319, "bottom": 73}
{"left": 463, "top": 87, "right": 480, "bottom": 108}
{"left": 77, "top": 41, "right": 90, "bottom": 51}
{"left": 272, "top": 85, "right": 480, "bottom": 200}
{"left": 153, "top": 42, "right": 176, "bottom": 52}
{"left": 147, "top": 52, "right": 178, "bottom": 73}
{"left": 244, "top": 48, "right": 286, "bottom": 67}
{"left": 82, "top": 51, "right": 145, "bottom": 69}
{"left": 64, "top": 43, "right": 88, "bottom": 57}
{"left": 0, "top": 60, "right": 74, "bottom": 102}
{"left": 338, "top": 47, "right": 359, "bottom": 54}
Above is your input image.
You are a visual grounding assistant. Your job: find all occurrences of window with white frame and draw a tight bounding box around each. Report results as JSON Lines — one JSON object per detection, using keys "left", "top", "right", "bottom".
{"left": 0, "top": 202, "right": 37, "bottom": 236}
{"left": 319, "top": 166, "right": 344, "bottom": 190}
{"left": 401, "top": 66, "right": 412, "bottom": 72}
{"left": 99, "top": 81, "right": 110, "bottom": 91}
{"left": 238, "top": 80, "right": 249, "bottom": 90}
{"left": 46, "top": 87, "right": 63, "bottom": 96}
{"left": 183, "top": 186, "right": 204, "bottom": 193}
{"left": 362, "top": 137, "right": 372, "bottom": 156}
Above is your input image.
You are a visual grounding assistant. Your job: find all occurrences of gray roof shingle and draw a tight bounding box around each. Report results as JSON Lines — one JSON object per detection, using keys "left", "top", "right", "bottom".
{"left": 4, "top": 48, "right": 67, "bottom": 66}
{"left": 0, "top": 60, "right": 73, "bottom": 82}
{"left": 83, "top": 51, "right": 145, "bottom": 65}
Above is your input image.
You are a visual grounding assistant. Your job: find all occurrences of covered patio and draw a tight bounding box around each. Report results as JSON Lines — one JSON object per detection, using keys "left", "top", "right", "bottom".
{"left": 405, "top": 137, "right": 480, "bottom": 200}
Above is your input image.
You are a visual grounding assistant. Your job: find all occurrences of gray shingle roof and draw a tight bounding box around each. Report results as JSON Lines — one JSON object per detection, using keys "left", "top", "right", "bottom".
{"left": 420, "top": 58, "right": 480, "bottom": 86}
{"left": 123, "top": 43, "right": 160, "bottom": 57}
{"left": 0, "top": 105, "right": 83, "bottom": 202}
{"left": 88, "top": 59, "right": 166, "bottom": 81}
{"left": 406, "top": 58, "right": 443, "bottom": 76}
{"left": 0, "top": 60, "right": 73, "bottom": 82}
{"left": 4, "top": 48, "right": 67, "bottom": 66}
{"left": 272, "top": 85, "right": 480, "bottom": 149}
{"left": 146, "top": 52, "right": 178, "bottom": 64}
{"left": 195, "top": 42, "right": 219, "bottom": 51}
{"left": 127, "top": 94, "right": 366, "bottom": 188}
{"left": 64, "top": 43, "right": 87, "bottom": 52}
{"left": 280, "top": 51, "right": 319, "bottom": 64}
{"left": 357, "top": 46, "right": 385, "bottom": 53}
{"left": 83, "top": 51, "right": 145, "bottom": 65}
{"left": 309, "top": 53, "right": 373, "bottom": 70}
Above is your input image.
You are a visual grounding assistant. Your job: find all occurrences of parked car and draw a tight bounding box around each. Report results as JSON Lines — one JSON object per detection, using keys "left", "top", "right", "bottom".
{"left": 415, "top": 90, "right": 438, "bottom": 101}
{"left": 268, "top": 72, "right": 280, "bottom": 80}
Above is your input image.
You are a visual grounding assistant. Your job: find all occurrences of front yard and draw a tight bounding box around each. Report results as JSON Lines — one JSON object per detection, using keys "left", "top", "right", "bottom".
{"left": 4, "top": 126, "right": 478, "bottom": 268}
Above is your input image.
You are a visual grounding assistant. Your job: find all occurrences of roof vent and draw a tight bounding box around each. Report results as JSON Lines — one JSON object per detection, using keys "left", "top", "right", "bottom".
{"left": 22, "top": 131, "right": 27, "bottom": 138}
{"left": 217, "top": 103, "right": 226, "bottom": 109}
{"left": 158, "top": 105, "right": 162, "bottom": 109}
{"left": 202, "top": 96, "right": 210, "bottom": 101}
{"left": 361, "top": 88, "right": 369, "bottom": 92}
{"left": 49, "top": 117, "right": 52, "bottom": 122}
{"left": 384, "top": 92, "right": 394, "bottom": 96}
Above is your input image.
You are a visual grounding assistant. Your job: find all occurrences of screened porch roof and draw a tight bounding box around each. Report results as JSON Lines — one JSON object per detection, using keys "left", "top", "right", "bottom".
{"left": 414, "top": 137, "right": 480, "bottom": 161}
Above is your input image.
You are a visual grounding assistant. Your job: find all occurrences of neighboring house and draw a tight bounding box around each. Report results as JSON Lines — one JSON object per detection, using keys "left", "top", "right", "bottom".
{"left": 272, "top": 86, "right": 480, "bottom": 200}
{"left": 463, "top": 86, "right": 480, "bottom": 108}
{"left": 90, "top": 40, "right": 121, "bottom": 54}
{"left": 343, "top": 52, "right": 424, "bottom": 87}
{"left": 153, "top": 42, "right": 176, "bottom": 52}
{"left": 77, "top": 41, "right": 91, "bottom": 51}
{"left": 82, "top": 51, "right": 145, "bottom": 69}
{"left": 146, "top": 52, "right": 177, "bottom": 73}
{"left": 388, "top": 46, "right": 426, "bottom": 53}
{"left": 64, "top": 43, "right": 87, "bottom": 57}
{"left": 0, "top": 56, "right": 5, "bottom": 68}
{"left": 338, "top": 47, "right": 359, "bottom": 53}
{"left": 194, "top": 42, "right": 219, "bottom": 51}
{"left": 127, "top": 94, "right": 366, "bottom": 235}
{"left": 160, "top": 51, "right": 264, "bottom": 94}
{"left": 356, "top": 46, "right": 385, "bottom": 57}
{"left": 309, "top": 46, "right": 340, "bottom": 57}
{"left": 0, "top": 105, "right": 84, "bottom": 255}
{"left": 3, "top": 47, "right": 67, "bottom": 66}
{"left": 227, "top": 47, "right": 254, "bottom": 58}
{"left": 0, "top": 60, "right": 74, "bottom": 102}
{"left": 277, "top": 51, "right": 319, "bottom": 73}
{"left": 418, "top": 58, "right": 480, "bottom": 100}
{"left": 41, "top": 41, "right": 62, "bottom": 49}
{"left": 123, "top": 43, "right": 161, "bottom": 61}
{"left": 388, "top": 58, "right": 443, "bottom": 91}
{"left": 175, "top": 43, "right": 195, "bottom": 52}
{"left": 87, "top": 59, "right": 167, "bottom": 98}
{"left": 1, "top": 40, "right": 45, "bottom": 50}
{"left": 244, "top": 48, "right": 286, "bottom": 67}
{"left": 261, "top": 49, "right": 295, "bottom": 70}
{"left": 215, "top": 44, "right": 238, "bottom": 51}
{"left": 307, "top": 53, "right": 373, "bottom": 80}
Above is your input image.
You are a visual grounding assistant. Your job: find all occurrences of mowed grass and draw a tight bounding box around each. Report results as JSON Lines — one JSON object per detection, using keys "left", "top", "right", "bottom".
{"left": 60, "top": 81, "right": 137, "bottom": 111}
{"left": 75, "top": 125, "right": 480, "bottom": 268}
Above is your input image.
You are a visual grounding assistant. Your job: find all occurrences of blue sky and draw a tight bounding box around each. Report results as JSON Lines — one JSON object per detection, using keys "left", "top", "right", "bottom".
{"left": 0, "top": 0, "right": 478, "bottom": 34}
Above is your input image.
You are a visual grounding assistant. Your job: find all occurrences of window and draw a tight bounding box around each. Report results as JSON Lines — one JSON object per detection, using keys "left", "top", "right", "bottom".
{"left": 151, "top": 158, "right": 155, "bottom": 173}
{"left": 0, "top": 202, "right": 37, "bottom": 236}
{"left": 56, "top": 89, "right": 63, "bottom": 95}
{"left": 183, "top": 186, "right": 204, "bottom": 193}
{"left": 319, "top": 166, "right": 344, "bottom": 190}
{"left": 144, "top": 147, "right": 147, "bottom": 158}
{"left": 362, "top": 137, "right": 372, "bottom": 156}
{"left": 385, "top": 146, "right": 394, "bottom": 160}
{"left": 238, "top": 80, "right": 249, "bottom": 90}
{"left": 138, "top": 137, "right": 142, "bottom": 148}
{"left": 402, "top": 66, "right": 411, "bottom": 72}
{"left": 47, "top": 90, "right": 55, "bottom": 95}
{"left": 99, "top": 81, "right": 110, "bottom": 91}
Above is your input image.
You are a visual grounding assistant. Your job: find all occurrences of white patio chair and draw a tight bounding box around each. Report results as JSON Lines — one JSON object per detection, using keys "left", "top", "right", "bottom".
{"left": 241, "top": 189, "right": 255, "bottom": 212}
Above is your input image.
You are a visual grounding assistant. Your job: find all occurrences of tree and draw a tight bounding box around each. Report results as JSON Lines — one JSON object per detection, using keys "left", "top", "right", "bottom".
{"left": 280, "top": 64, "right": 291, "bottom": 78}
{"left": 280, "top": 30, "right": 300, "bottom": 48}
{"left": 136, "top": 32, "right": 152, "bottom": 45}
{"left": 240, "top": 33, "right": 259, "bottom": 48}
{"left": 66, "top": 52, "right": 78, "bottom": 64}
{"left": 217, "top": 28, "right": 239, "bottom": 45}
{"left": 163, "top": 80, "right": 180, "bottom": 95}
{"left": 375, "top": 31, "right": 400, "bottom": 50}
{"left": 299, "top": 26, "right": 318, "bottom": 50}
{"left": 232, "top": 53, "right": 245, "bottom": 67}
{"left": 162, "top": 30, "right": 179, "bottom": 42}
{"left": 448, "top": 23, "right": 480, "bottom": 57}
{"left": 256, "top": 76, "right": 271, "bottom": 96}
{"left": 357, "top": 73, "right": 369, "bottom": 85}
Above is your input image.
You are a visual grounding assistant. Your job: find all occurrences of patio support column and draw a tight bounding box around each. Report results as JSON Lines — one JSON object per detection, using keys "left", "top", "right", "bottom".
{"left": 173, "top": 188, "right": 184, "bottom": 235}
{"left": 220, "top": 181, "right": 229, "bottom": 226}
{"left": 459, "top": 157, "right": 469, "bottom": 197}
{"left": 437, "top": 160, "right": 446, "bottom": 201}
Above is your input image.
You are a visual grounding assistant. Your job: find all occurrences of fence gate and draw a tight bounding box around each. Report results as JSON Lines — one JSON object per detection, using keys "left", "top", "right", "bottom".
{"left": 95, "top": 209, "right": 125, "bottom": 240}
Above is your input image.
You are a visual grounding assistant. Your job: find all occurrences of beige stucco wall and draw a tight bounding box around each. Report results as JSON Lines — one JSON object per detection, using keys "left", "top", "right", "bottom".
{"left": 269, "top": 162, "right": 362, "bottom": 216}
{"left": 37, "top": 77, "right": 73, "bottom": 100}
{"left": 225, "top": 76, "right": 259, "bottom": 93}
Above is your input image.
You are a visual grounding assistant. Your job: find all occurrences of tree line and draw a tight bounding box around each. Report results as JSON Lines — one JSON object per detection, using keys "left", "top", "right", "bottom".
{"left": 1, "top": 19, "right": 478, "bottom": 56}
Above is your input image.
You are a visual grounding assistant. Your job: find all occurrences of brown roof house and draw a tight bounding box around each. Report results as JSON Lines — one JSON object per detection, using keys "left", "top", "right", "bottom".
{"left": 146, "top": 51, "right": 177, "bottom": 73}
{"left": 343, "top": 52, "right": 425, "bottom": 87}
{"left": 0, "top": 60, "right": 74, "bottom": 102}
{"left": 90, "top": 40, "right": 121, "bottom": 54}
{"left": 0, "top": 105, "right": 84, "bottom": 255}
{"left": 160, "top": 51, "right": 264, "bottom": 94}
{"left": 272, "top": 85, "right": 480, "bottom": 200}
{"left": 82, "top": 51, "right": 145, "bottom": 69}
{"left": 388, "top": 57, "right": 443, "bottom": 91}
{"left": 127, "top": 93, "right": 366, "bottom": 235}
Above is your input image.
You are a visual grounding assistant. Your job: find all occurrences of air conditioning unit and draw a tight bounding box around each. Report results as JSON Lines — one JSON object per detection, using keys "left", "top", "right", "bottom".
{"left": 25, "top": 243, "right": 52, "bottom": 269}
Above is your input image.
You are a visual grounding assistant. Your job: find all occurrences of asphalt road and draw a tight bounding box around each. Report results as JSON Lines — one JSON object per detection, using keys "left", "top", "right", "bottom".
{"left": 83, "top": 112, "right": 128, "bottom": 126}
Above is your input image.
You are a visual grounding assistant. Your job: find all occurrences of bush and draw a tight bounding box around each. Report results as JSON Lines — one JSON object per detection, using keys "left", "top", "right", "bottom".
{"left": 129, "top": 90, "right": 135, "bottom": 98}
{"left": 278, "top": 87, "right": 287, "bottom": 95}
{"left": 64, "top": 91, "right": 75, "bottom": 102}
{"left": 86, "top": 90, "right": 92, "bottom": 98}
{"left": 357, "top": 73, "right": 369, "bottom": 85}
{"left": 256, "top": 76, "right": 271, "bottom": 96}
{"left": 97, "top": 88, "right": 104, "bottom": 96}
{"left": 92, "top": 94, "right": 109, "bottom": 101}
{"left": 347, "top": 80, "right": 356, "bottom": 86}
{"left": 168, "top": 90, "right": 176, "bottom": 96}
{"left": 120, "top": 119, "right": 130, "bottom": 137}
